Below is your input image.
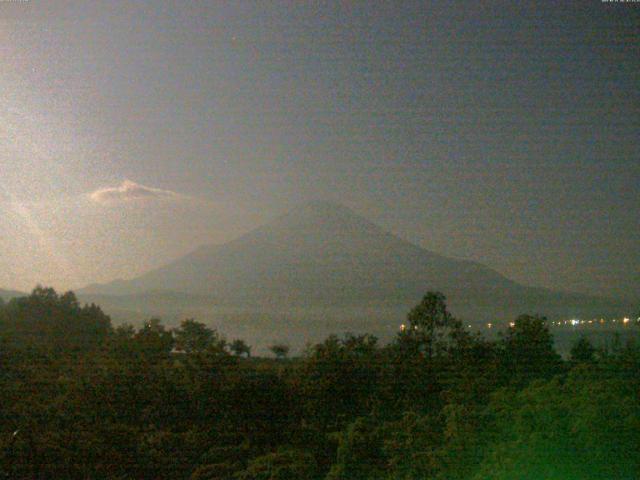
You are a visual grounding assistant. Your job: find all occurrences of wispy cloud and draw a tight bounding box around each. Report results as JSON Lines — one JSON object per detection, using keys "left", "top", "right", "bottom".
{"left": 89, "top": 180, "right": 183, "bottom": 204}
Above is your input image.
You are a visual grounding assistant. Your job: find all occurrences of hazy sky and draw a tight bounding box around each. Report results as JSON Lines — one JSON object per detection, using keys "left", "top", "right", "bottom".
{"left": 1, "top": 1, "right": 638, "bottom": 299}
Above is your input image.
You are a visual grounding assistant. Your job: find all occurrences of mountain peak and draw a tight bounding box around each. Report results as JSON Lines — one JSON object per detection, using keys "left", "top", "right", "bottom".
{"left": 264, "top": 200, "right": 381, "bottom": 239}
{"left": 77, "top": 199, "right": 631, "bottom": 323}
{"left": 289, "top": 200, "right": 359, "bottom": 218}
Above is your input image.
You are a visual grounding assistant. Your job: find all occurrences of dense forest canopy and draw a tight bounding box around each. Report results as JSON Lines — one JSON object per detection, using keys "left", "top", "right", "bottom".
{"left": 0, "top": 288, "right": 638, "bottom": 479}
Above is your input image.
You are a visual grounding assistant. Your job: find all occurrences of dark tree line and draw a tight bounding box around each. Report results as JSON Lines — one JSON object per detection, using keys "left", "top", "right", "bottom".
{"left": 0, "top": 288, "right": 638, "bottom": 479}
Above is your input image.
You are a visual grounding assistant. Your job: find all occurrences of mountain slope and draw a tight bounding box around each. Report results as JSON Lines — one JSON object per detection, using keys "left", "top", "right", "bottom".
{"left": 80, "top": 201, "right": 632, "bottom": 320}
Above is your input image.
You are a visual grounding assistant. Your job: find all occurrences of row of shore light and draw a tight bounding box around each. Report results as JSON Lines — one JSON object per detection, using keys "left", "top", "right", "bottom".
{"left": 549, "top": 317, "right": 638, "bottom": 327}
{"left": 400, "top": 317, "right": 640, "bottom": 331}
{"left": 481, "top": 317, "right": 640, "bottom": 329}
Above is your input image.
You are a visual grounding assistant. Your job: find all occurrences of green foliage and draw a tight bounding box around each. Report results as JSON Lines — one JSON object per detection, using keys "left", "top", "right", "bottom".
{"left": 473, "top": 371, "right": 640, "bottom": 479}
{"left": 0, "top": 288, "right": 637, "bottom": 479}
{"left": 0, "top": 286, "right": 112, "bottom": 349}
{"left": 174, "top": 318, "right": 225, "bottom": 353}
{"left": 570, "top": 336, "right": 596, "bottom": 363}
{"left": 237, "top": 448, "right": 317, "bottom": 480}
{"left": 326, "top": 417, "right": 385, "bottom": 480}
{"left": 499, "top": 314, "right": 563, "bottom": 385}
{"left": 299, "top": 334, "right": 380, "bottom": 431}
{"left": 403, "top": 291, "right": 462, "bottom": 358}
{"left": 133, "top": 317, "right": 175, "bottom": 359}
{"left": 230, "top": 338, "right": 252, "bottom": 357}
{"left": 191, "top": 442, "right": 248, "bottom": 479}
{"left": 269, "top": 343, "right": 290, "bottom": 359}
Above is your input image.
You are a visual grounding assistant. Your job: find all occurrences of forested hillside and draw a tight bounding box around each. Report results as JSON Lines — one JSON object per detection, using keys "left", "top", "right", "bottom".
{"left": 1, "top": 288, "right": 638, "bottom": 479}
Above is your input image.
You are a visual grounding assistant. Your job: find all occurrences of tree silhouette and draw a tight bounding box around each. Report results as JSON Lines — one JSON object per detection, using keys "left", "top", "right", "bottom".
{"left": 0, "top": 286, "right": 111, "bottom": 348}
{"left": 0, "top": 285, "right": 637, "bottom": 479}
{"left": 403, "top": 291, "right": 462, "bottom": 358}
{"left": 230, "top": 339, "right": 251, "bottom": 357}
{"left": 500, "top": 314, "right": 562, "bottom": 384}
{"left": 570, "top": 336, "right": 596, "bottom": 363}
{"left": 269, "top": 343, "right": 290, "bottom": 360}
{"left": 173, "top": 318, "right": 224, "bottom": 353}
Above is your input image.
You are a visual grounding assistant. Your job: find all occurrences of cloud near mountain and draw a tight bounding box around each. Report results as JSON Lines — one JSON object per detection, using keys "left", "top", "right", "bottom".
{"left": 89, "top": 180, "right": 182, "bottom": 204}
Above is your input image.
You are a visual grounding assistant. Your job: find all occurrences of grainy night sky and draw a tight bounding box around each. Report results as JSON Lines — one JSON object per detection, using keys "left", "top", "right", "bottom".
{"left": 0, "top": 1, "right": 638, "bottom": 299}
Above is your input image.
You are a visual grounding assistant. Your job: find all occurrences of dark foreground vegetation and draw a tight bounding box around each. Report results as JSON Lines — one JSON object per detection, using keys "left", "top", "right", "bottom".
{"left": 1, "top": 287, "right": 639, "bottom": 479}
